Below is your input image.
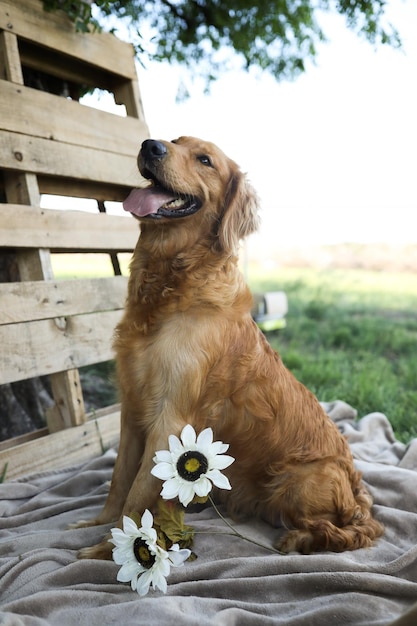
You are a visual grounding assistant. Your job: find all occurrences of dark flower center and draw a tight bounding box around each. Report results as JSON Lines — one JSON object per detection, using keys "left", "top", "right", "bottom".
{"left": 133, "top": 538, "right": 155, "bottom": 569}
{"left": 176, "top": 451, "right": 208, "bottom": 482}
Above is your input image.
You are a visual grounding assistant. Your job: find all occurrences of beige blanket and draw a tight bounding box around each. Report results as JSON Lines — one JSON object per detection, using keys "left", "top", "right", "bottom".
{"left": 1, "top": 401, "right": 417, "bottom": 625}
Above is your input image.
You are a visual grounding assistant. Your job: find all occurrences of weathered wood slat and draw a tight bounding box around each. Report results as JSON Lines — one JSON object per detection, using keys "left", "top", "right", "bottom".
{"left": 0, "top": 29, "right": 24, "bottom": 83}
{"left": 0, "top": 427, "right": 49, "bottom": 452}
{"left": 0, "top": 129, "right": 143, "bottom": 187}
{"left": 37, "top": 176, "right": 130, "bottom": 202}
{"left": 0, "top": 80, "right": 148, "bottom": 157}
{"left": 0, "top": 205, "right": 139, "bottom": 251}
{"left": 0, "top": 0, "right": 137, "bottom": 82}
{"left": 47, "top": 368, "right": 86, "bottom": 432}
{"left": 0, "top": 309, "right": 123, "bottom": 385}
{"left": 0, "top": 276, "right": 128, "bottom": 325}
{"left": 0, "top": 409, "right": 121, "bottom": 481}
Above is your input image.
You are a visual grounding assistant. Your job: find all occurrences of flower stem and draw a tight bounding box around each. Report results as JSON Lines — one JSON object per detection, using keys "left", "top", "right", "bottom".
{"left": 208, "top": 495, "right": 284, "bottom": 555}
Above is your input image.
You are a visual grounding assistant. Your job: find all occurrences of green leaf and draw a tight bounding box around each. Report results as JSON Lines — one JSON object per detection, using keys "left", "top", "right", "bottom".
{"left": 154, "top": 499, "right": 195, "bottom": 550}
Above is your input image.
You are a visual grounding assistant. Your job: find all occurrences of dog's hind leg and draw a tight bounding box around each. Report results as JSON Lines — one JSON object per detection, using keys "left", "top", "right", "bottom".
{"left": 270, "top": 461, "right": 383, "bottom": 554}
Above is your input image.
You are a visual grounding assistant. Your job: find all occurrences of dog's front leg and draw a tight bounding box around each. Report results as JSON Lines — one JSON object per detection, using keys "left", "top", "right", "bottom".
{"left": 78, "top": 422, "right": 184, "bottom": 560}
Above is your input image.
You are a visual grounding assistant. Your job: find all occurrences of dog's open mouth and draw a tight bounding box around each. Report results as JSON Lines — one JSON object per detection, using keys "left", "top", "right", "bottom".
{"left": 123, "top": 183, "right": 202, "bottom": 220}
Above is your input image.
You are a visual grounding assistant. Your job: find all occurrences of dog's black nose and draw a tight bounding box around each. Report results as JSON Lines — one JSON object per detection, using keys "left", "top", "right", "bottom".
{"left": 141, "top": 139, "right": 167, "bottom": 161}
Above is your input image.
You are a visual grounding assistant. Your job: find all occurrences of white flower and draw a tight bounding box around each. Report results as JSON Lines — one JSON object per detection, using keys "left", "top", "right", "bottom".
{"left": 151, "top": 425, "right": 235, "bottom": 507}
{"left": 109, "top": 511, "right": 190, "bottom": 596}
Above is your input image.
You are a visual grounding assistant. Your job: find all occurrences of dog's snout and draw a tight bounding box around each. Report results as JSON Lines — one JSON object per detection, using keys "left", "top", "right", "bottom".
{"left": 141, "top": 139, "right": 167, "bottom": 161}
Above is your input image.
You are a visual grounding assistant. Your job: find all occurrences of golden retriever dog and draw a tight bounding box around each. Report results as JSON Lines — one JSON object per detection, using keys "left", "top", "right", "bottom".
{"left": 77, "top": 136, "right": 383, "bottom": 559}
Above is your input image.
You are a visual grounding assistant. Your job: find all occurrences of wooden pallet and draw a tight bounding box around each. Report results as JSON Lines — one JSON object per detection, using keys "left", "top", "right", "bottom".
{"left": 0, "top": 0, "right": 149, "bottom": 480}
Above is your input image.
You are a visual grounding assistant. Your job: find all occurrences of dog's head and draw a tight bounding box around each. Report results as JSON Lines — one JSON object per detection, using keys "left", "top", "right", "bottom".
{"left": 124, "top": 136, "right": 260, "bottom": 253}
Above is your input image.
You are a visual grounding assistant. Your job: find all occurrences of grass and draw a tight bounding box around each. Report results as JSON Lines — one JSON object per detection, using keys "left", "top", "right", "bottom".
{"left": 248, "top": 267, "right": 417, "bottom": 443}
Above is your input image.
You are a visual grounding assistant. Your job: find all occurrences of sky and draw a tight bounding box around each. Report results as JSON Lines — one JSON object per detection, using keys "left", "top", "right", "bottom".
{"left": 76, "top": 1, "right": 417, "bottom": 248}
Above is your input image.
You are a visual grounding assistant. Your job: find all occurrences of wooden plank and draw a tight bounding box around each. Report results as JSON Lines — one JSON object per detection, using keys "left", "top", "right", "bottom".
{"left": 2, "top": 172, "right": 55, "bottom": 281}
{"left": 0, "top": 80, "right": 149, "bottom": 155}
{"left": 0, "top": 129, "right": 143, "bottom": 187}
{"left": 0, "top": 205, "right": 139, "bottom": 251}
{"left": 0, "top": 277, "right": 128, "bottom": 325}
{"left": 38, "top": 176, "right": 134, "bottom": 202}
{"left": 114, "top": 79, "right": 147, "bottom": 121}
{"left": 0, "top": 309, "right": 123, "bottom": 385}
{"left": 46, "top": 369, "right": 86, "bottom": 432}
{"left": 0, "top": 0, "right": 137, "bottom": 82}
{"left": 3, "top": 171, "right": 40, "bottom": 206}
{"left": 0, "top": 427, "right": 49, "bottom": 452}
{"left": 0, "top": 29, "right": 24, "bottom": 83}
{"left": 0, "top": 409, "right": 121, "bottom": 481}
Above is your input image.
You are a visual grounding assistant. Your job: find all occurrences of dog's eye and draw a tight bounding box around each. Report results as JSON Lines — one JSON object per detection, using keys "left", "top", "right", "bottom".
{"left": 197, "top": 155, "right": 213, "bottom": 167}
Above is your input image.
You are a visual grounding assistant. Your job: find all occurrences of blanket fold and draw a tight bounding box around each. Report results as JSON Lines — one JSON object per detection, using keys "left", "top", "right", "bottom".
{"left": 1, "top": 401, "right": 416, "bottom": 625}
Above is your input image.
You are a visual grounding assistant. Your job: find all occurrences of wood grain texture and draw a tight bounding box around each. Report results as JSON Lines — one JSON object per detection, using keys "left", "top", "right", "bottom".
{"left": 47, "top": 369, "right": 86, "bottom": 432}
{"left": 0, "top": 309, "right": 123, "bottom": 385}
{"left": 0, "top": 205, "right": 139, "bottom": 251}
{"left": 0, "top": 30, "right": 23, "bottom": 83}
{"left": 0, "top": 277, "right": 128, "bottom": 325}
{"left": 0, "top": 129, "right": 143, "bottom": 187}
{"left": 0, "top": 80, "right": 148, "bottom": 157}
{"left": 0, "top": 409, "right": 121, "bottom": 480}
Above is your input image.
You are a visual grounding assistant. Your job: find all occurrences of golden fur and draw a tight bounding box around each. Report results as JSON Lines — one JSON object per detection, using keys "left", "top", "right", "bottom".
{"left": 77, "top": 136, "right": 383, "bottom": 559}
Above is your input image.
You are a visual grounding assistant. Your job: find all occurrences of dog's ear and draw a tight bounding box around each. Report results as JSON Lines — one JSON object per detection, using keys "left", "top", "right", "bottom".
{"left": 216, "top": 173, "right": 260, "bottom": 253}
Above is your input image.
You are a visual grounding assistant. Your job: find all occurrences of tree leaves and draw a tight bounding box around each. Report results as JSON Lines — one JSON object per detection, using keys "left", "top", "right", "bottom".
{"left": 42, "top": 0, "right": 401, "bottom": 87}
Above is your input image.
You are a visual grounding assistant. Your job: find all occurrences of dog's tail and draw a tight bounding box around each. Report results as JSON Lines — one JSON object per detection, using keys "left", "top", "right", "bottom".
{"left": 275, "top": 470, "right": 384, "bottom": 554}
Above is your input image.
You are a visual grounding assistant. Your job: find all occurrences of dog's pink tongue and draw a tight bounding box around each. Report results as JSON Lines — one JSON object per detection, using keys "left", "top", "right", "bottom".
{"left": 123, "top": 187, "right": 176, "bottom": 217}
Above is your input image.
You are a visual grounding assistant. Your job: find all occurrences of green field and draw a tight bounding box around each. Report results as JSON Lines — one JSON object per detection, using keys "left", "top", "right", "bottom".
{"left": 249, "top": 267, "right": 417, "bottom": 443}
{"left": 54, "top": 254, "right": 417, "bottom": 443}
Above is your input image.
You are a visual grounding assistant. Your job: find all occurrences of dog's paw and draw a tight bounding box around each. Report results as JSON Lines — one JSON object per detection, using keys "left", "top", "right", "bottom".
{"left": 274, "top": 530, "right": 313, "bottom": 554}
{"left": 78, "top": 538, "right": 113, "bottom": 560}
{"left": 68, "top": 518, "right": 101, "bottom": 530}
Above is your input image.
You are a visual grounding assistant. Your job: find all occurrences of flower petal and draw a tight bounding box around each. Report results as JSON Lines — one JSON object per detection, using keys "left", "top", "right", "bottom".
{"left": 207, "top": 469, "right": 232, "bottom": 490}
{"left": 151, "top": 461, "right": 175, "bottom": 480}
{"left": 112, "top": 545, "right": 135, "bottom": 565}
{"left": 153, "top": 449, "right": 172, "bottom": 464}
{"left": 122, "top": 515, "right": 140, "bottom": 536}
{"left": 117, "top": 561, "right": 143, "bottom": 583}
{"left": 168, "top": 544, "right": 191, "bottom": 567}
{"left": 210, "top": 454, "right": 235, "bottom": 471}
{"left": 209, "top": 441, "right": 229, "bottom": 455}
{"left": 141, "top": 509, "right": 154, "bottom": 530}
{"left": 136, "top": 570, "right": 152, "bottom": 596}
{"left": 194, "top": 475, "right": 212, "bottom": 498}
{"left": 155, "top": 552, "right": 171, "bottom": 577}
{"left": 178, "top": 481, "right": 196, "bottom": 507}
{"left": 168, "top": 434, "right": 182, "bottom": 453}
{"left": 180, "top": 424, "right": 197, "bottom": 448}
{"left": 109, "top": 527, "right": 132, "bottom": 547}
{"left": 151, "top": 568, "right": 168, "bottom": 594}
{"left": 130, "top": 574, "right": 139, "bottom": 591}
{"left": 160, "top": 477, "right": 180, "bottom": 500}
{"left": 140, "top": 527, "right": 158, "bottom": 546}
{"left": 196, "top": 427, "right": 213, "bottom": 448}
